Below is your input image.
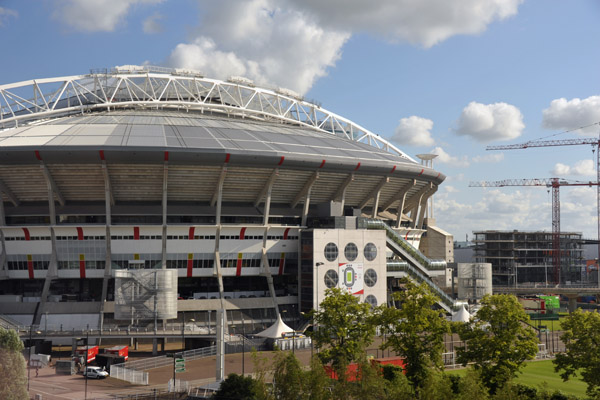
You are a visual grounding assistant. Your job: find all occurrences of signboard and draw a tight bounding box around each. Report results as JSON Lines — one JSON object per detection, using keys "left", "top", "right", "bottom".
{"left": 175, "top": 358, "right": 185, "bottom": 373}
{"left": 338, "top": 263, "right": 364, "bottom": 296}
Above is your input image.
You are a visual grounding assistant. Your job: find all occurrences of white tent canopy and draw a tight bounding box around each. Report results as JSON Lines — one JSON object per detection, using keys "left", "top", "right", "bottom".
{"left": 451, "top": 305, "right": 471, "bottom": 323}
{"left": 255, "top": 314, "right": 294, "bottom": 338}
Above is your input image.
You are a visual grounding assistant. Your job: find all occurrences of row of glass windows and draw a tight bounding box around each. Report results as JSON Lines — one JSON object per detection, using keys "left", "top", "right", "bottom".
{"left": 3, "top": 235, "right": 298, "bottom": 241}
{"left": 58, "top": 261, "right": 106, "bottom": 270}
{"left": 7, "top": 261, "right": 49, "bottom": 270}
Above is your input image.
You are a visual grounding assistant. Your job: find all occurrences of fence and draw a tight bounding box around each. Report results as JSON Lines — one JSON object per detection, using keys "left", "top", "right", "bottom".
{"left": 110, "top": 365, "right": 149, "bottom": 385}
{"left": 110, "top": 345, "right": 217, "bottom": 385}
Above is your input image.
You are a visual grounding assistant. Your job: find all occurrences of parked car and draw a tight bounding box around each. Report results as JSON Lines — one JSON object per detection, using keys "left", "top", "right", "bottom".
{"left": 83, "top": 366, "right": 108, "bottom": 379}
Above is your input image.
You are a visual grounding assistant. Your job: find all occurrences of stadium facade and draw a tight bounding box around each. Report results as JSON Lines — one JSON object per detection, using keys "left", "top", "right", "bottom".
{"left": 0, "top": 66, "right": 458, "bottom": 334}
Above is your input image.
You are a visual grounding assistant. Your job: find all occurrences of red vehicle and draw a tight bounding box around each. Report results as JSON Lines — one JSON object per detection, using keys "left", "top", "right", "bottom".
{"left": 76, "top": 345, "right": 99, "bottom": 363}
{"left": 105, "top": 345, "right": 129, "bottom": 361}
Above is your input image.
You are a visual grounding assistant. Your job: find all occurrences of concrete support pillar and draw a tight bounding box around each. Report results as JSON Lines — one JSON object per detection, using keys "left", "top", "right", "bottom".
{"left": 567, "top": 296, "right": 577, "bottom": 313}
{"left": 152, "top": 338, "right": 158, "bottom": 356}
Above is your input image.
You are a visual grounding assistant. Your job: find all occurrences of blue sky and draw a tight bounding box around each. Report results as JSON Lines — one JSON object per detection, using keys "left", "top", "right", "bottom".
{"left": 1, "top": 0, "right": 599, "bottom": 241}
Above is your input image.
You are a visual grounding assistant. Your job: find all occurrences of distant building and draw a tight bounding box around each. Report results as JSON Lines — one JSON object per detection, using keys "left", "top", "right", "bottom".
{"left": 473, "top": 230, "right": 584, "bottom": 285}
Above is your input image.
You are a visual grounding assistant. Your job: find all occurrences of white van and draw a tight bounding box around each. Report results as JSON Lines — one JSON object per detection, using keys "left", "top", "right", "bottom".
{"left": 83, "top": 366, "right": 108, "bottom": 379}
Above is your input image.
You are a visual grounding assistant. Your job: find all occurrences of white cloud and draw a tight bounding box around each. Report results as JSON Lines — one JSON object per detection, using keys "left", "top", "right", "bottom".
{"left": 542, "top": 96, "right": 600, "bottom": 135}
{"left": 166, "top": 0, "right": 524, "bottom": 94}
{"left": 143, "top": 13, "right": 163, "bottom": 34}
{"left": 455, "top": 101, "right": 525, "bottom": 143}
{"left": 52, "top": 0, "right": 161, "bottom": 32}
{"left": 444, "top": 185, "right": 458, "bottom": 193}
{"left": 0, "top": 7, "right": 18, "bottom": 27}
{"left": 472, "top": 153, "right": 504, "bottom": 163}
{"left": 552, "top": 159, "right": 595, "bottom": 177}
{"left": 286, "top": 0, "right": 523, "bottom": 48}
{"left": 166, "top": 0, "right": 349, "bottom": 94}
{"left": 431, "top": 147, "right": 470, "bottom": 168}
{"left": 391, "top": 116, "right": 434, "bottom": 146}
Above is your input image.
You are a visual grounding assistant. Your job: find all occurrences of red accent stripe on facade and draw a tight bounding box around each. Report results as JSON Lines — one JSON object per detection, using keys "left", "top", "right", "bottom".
{"left": 187, "top": 258, "right": 193, "bottom": 278}
{"left": 278, "top": 254, "right": 285, "bottom": 276}
{"left": 134, "top": 227, "right": 140, "bottom": 240}
{"left": 354, "top": 162, "right": 361, "bottom": 171}
{"left": 436, "top": 172, "right": 440, "bottom": 178}
{"left": 27, "top": 258, "right": 34, "bottom": 279}
{"left": 418, "top": 169, "right": 424, "bottom": 176}
{"left": 99, "top": 150, "right": 105, "bottom": 160}
{"left": 225, "top": 153, "right": 231, "bottom": 163}
{"left": 278, "top": 156, "right": 285, "bottom": 165}
{"left": 35, "top": 150, "right": 42, "bottom": 160}
{"left": 240, "top": 227, "right": 246, "bottom": 240}
{"left": 164, "top": 151, "right": 169, "bottom": 162}
{"left": 283, "top": 228, "right": 290, "bottom": 240}
{"left": 390, "top": 165, "right": 397, "bottom": 174}
{"left": 236, "top": 254, "right": 243, "bottom": 276}
{"left": 77, "top": 227, "right": 84, "bottom": 241}
{"left": 79, "top": 259, "right": 86, "bottom": 279}
{"left": 188, "top": 227, "right": 195, "bottom": 240}
{"left": 405, "top": 231, "right": 409, "bottom": 240}
{"left": 319, "top": 160, "right": 326, "bottom": 168}
{"left": 22, "top": 228, "right": 30, "bottom": 241}
{"left": 353, "top": 289, "right": 365, "bottom": 295}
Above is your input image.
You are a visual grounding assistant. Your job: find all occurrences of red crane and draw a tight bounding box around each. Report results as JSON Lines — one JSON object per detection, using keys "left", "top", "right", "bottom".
{"left": 469, "top": 178, "right": 599, "bottom": 283}
{"left": 486, "top": 131, "right": 600, "bottom": 282}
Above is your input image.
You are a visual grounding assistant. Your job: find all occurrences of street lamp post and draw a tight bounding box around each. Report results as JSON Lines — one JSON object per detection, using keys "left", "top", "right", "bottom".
{"left": 85, "top": 329, "right": 89, "bottom": 400}
{"left": 27, "top": 325, "right": 33, "bottom": 392}
{"left": 241, "top": 313, "right": 245, "bottom": 376}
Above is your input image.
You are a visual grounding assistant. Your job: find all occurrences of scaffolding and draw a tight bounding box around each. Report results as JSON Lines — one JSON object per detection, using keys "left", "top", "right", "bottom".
{"left": 473, "top": 231, "right": 584, "bottom": 285}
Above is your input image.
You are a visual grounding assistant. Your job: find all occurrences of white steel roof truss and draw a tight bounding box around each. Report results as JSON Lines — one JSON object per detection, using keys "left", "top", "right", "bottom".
{"left": 72, "top": 79, "right": 106, "bottom": 105}
{"left": 125, "top": 77, "right": 154, "bottom": 101}
{"left": 0, "top": 69, "right": 415, "bottom": 160}
{"left": 33, "top": 81, "right": 49, "bottom": 112}
{"left": 108, "top": 78, "right": 125, "bottom": 103}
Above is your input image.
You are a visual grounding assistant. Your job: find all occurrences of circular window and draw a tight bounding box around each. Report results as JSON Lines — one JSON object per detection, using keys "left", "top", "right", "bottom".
{"left": 324, "top": 269, "right": 338, "bottom": 288}
{"left": 344, "top": 243, "right": 358, "bottom": 261}
{"left": 364, "top": 243, "right": 377, "bottom": 261}
{"left": 365, "top": 295, "right": 378, "bottom": 308}
{"left": 364, "top": 269, "right": 377, "bottom": 287}
{"left": 324, "top": 243, "right": 338, "bottom": 262}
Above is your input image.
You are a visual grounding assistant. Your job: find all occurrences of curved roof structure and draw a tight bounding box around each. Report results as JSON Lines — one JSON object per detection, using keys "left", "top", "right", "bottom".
{"left": 0, "top": 65, "right": 412, "bottom": 160}
{"left": 0, "top": 67, "right": 444, "bottom": 217}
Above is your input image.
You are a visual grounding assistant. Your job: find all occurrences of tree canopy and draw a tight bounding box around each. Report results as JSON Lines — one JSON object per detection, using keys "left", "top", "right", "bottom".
{"left": 455, "top": 294, "right": 539, "bottom": 393}
{"left": 309, "top": 287, "right": 378, "bottom": 376}
{"left": 380, "top": 277, "right": 450, "bottom": 390}
{"left": 0, "top": 327, "right": 28, "bottom": 400}
{"left": 554, "top": 309, "right": 600, "bottom": 397}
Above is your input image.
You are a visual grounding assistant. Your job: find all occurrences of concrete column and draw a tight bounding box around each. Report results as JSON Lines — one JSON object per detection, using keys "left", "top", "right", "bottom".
{"left": 567, "top": 295, "right": 577, "bottom": 313}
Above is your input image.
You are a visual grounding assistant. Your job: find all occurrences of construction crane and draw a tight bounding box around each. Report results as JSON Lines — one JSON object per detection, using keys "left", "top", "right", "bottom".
{"left": 470, "top": 178, "right": 598, "bottom": 283}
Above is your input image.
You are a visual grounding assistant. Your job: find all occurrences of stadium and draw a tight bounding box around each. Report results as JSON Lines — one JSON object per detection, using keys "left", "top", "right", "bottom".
{"left": 0, "top": 65, "right": 460, "bottom": 335}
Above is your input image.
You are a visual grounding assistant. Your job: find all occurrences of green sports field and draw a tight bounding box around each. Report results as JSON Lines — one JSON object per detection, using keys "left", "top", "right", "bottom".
{"left": 448, "top": 360, "right": 588, "bottom": 398}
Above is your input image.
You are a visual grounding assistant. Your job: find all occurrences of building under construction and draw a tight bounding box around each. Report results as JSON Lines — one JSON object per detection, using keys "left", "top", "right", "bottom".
{"left": 473, "top": 230, "right": 584, "bottom": 285}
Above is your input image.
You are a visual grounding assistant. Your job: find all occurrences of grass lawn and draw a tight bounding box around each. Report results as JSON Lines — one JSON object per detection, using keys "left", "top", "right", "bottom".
{"left": 448, "top": 360, "right": 588, "bottom": 398}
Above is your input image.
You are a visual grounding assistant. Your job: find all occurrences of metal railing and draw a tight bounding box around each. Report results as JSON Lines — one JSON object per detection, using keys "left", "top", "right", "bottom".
{"left": 387, "top": 261, "right": 462, "bottom": 312}
{"left": 361, "top": 218, "right": 447, "bottom": 271}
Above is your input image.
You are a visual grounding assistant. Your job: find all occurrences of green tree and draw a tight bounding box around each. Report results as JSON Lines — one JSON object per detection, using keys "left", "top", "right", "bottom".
{"left": 379, "top": 278, "right": 450, "bottom": 390}
{"left": 212, "top": 373, "right": 259, "bottom": 400}
{"left": 272, "top": 351, "right": 304, "bottom": 400}
{"left": 309, "top": 288, "right": 378, "bottom": 382}
{"left": 0, "top": 327, "right": 28, "bottom": 400}
{"left": 456, "top": 294, "right": 539, "bottom": 394}
{"left": 302, "top": 357, "right": 333, "bottom": 400}
{"left": 553, "top": 309, "right": 600, "bottom": 397}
